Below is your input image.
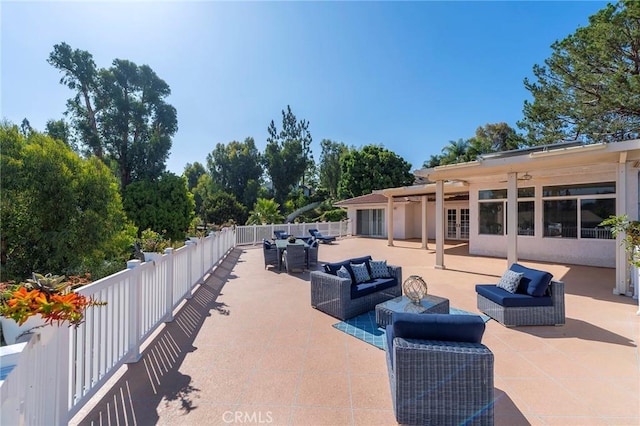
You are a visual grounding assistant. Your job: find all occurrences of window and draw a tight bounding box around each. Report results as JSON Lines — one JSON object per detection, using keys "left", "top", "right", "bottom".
{"left": 478, "top": 187, "right": 535, "bottom": 236}
{"left": 357, "top": 209, "right": 385, "bottom": 237}
{"left": 542, "top": 183, "right": 615, "bottom": 239}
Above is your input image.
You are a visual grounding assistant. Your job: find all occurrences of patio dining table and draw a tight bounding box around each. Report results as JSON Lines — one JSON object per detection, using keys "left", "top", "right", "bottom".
{"left": 274, "top": 239, "right": 310, "bottom": 271}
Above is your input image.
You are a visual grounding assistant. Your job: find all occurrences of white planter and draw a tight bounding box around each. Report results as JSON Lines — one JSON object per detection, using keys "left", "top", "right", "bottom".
{"left": 143, "top": 251, "right": 163, "bottom": 262}
{"left": 0, "top": 315, "right": 47, "bottom": 345}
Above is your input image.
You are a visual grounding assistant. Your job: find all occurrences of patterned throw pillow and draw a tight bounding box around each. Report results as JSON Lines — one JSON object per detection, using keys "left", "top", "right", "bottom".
{"left": 351, "top": 262, "right": 371, "bottom": 283}
{"left": 369, "top": 260, "right": 390, "bottom": 278}
{"left": 497, "top": 270, "right": 524, "bottom": 294}
{"left": 336, "top": 266, "right": 352, "bottom": 284}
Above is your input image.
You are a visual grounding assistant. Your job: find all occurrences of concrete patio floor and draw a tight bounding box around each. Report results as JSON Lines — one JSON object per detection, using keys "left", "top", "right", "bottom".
{"left": 73, "top": 237, "right": 639, "bottom": 425}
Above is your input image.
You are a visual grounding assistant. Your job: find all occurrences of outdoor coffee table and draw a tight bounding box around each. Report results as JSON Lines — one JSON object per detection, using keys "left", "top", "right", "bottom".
{"left": 375, "top": 294, "right": 450, "bottom": 327}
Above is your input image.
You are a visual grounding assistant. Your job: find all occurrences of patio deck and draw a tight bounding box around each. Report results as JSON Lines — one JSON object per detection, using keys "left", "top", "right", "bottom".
{"left": 72, "top": 237, "right": 639, "bottom": 425}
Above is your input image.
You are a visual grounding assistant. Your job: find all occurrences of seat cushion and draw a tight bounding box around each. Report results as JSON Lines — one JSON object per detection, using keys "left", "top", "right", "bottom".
{"left": 510, "top": 263, "right": 553, "bottom": 297}
{"left": 350, "top": 277, "right": 396, "bottom": 299}
{"left": 476, "top": 284, "right": 554, "bottom": 307}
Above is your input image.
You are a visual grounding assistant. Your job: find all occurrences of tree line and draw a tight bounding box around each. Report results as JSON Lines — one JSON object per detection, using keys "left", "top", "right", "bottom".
{"left": 2, "top": 0, "right": 639, "bottom": 280}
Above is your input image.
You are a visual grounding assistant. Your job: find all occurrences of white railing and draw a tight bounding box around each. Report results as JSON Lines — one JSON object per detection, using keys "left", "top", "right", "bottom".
{"left": 235, "top": 220, "right": 351, "bottom": 246}
{"left": 0, "top": 227, "right": 236, "bottom": 425}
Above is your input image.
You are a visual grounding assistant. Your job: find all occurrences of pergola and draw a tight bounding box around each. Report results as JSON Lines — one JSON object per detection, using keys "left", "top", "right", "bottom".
{"left": 382, "top": 140, "right": 640, "bottom": 298}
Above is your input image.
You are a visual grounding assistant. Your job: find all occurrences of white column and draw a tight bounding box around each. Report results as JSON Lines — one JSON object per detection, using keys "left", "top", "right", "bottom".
{"left": 616, "top": 157, "right": 628, "bottom": 295}
{"left": 435, "top": 180, "right": 445, "bottom": 269}
{"left": 387, "top": 195, "right": 394, "bottom": 246}
{"left": 421, "top": 195, "right": 428, "bottom": 249}
{"left": 507, "top": 172, "right": 518, "bottom": 266}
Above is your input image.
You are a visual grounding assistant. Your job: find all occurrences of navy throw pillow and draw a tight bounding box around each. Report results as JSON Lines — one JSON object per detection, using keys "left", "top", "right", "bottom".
{"left": 509, "top": 263, "right": 553, "bottom": 297}
{"left": 391, "top": 312, "right": 485, "bottom": 343}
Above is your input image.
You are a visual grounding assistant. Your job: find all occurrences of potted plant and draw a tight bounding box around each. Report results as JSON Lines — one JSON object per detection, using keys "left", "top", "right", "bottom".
{"left": 599, "top": 215, "right": 640, "bottom": 266}
{"left": 138, "top": 228, "right": 171, "bottom": 262}
{"left": 0, "top": 273, "right": 105, "bottom": 345}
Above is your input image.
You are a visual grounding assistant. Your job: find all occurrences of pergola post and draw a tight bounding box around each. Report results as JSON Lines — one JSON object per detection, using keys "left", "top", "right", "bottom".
{"left": 435, "top": 180, "right": 445, "bottom": 269}
{"left": 387, "top": 195, "right": 394, "bottom": 246}
{"left": 421, "top": 195, "right": 428, "bottom": 249}
{"left": 507, "top": 172, "right": 518, "bottom": 266}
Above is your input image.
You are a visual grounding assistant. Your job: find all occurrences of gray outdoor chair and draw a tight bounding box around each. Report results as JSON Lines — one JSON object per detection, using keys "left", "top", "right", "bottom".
{"left": 262, "top": 239, "right": 278, "bottom": 270}
{"left": 386, "top": 313, "right": 494, "bottom": 425}
{"left": 283, "top": 244, "right": 306, "bottom": 273}
{"left": 307, "top": 239, "right": 319, "bottom": 269}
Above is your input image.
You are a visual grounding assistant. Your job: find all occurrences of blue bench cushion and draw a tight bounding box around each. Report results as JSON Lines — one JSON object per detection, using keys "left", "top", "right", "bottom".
{"left": 324, "top": 256, "right": 372, "bottom": 283}
{"left": 476, "top": 284, "right": 554, "bottom": 307}
{"left": 510, "top": 263, "right": 553, "bottom": 297}
{"left": 350, "top": 277, "right": 396, "bottom": 299}
{"left": 386, "top": 313, "right": 486, "bottom": 367}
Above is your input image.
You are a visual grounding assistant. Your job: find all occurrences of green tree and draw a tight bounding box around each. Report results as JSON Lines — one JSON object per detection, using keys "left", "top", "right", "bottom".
{"left": 45, "top": 119, "right": 73, "bottom": 149}
{"left": 473, "top": 123, "right": 524, "bottom": 152}
{"left": 519, "top": 1, "right": 640, "bottom": 144}
{"left": 246, "top": 198, "right": 284, "bottom": 225}
{"left": 206, "top": 137, "right": 262, "bottom": 208}
{"left": 184, "top": 161, "right": 206, "bottom": 191}
{"left": 439, "top": 139, "right": 471, "bottom": 165}
{"left": 264, "top": 105, "right": 312, "bottom": 207}
{"left": 123, "top": 173, "right": 195, "bottom": 241}
{"left": 0, "top": 122, "right": 130, "bottom": 280}
{"left": 422, "top": 154, "right": 443, "bottom": 168}
{"left": 319, "top": 139, "right": 348, "bottom": 199}
{"left": 48, "top": 42, "right": 178, "bottom": 188}
{"left": 201, "top": 191, "right": 248, "bottom": 226}
{"left": 337, "top": 145, "right": 414, "bottom": 199}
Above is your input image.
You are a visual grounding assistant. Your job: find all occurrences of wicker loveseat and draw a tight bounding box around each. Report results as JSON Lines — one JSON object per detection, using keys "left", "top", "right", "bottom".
{"left": 386, "top": 313, "right": 494, "bottom": 425}
{"left": 476, "top": 263, "right": 565, "bottom": 327}
{"left": 310, "top": 255, "right": 402, "bottom": 320}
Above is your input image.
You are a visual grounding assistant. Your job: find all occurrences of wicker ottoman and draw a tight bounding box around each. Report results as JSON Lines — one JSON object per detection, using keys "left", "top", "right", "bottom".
{"left": 375, "top": 295, "right": 450, "bottom": 327}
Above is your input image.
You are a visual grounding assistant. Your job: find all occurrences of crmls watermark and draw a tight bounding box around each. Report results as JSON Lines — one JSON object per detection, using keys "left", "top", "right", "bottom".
{"left": 222, "top": 411, "right": 273, "bottom": 424}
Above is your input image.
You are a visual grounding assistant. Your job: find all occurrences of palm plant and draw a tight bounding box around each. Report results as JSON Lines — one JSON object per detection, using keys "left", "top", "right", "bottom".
{"left": 246, "top": 198, "right": 284, "bottom": 225}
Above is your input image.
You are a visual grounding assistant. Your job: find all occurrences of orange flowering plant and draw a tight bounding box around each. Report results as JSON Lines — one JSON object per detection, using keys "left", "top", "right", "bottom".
{"left": 0, "top": 273, "right": 106, "bottom": 327}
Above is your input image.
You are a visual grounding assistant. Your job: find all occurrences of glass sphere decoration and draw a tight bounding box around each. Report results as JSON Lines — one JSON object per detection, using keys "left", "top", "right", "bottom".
{"left": 403, "top": 275, "right": 428, "bottom": 304}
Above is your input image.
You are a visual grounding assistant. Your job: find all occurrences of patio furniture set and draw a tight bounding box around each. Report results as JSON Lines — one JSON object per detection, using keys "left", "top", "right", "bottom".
{"left": 263, "top": 229, "right": 328, "bottom": 273}
{"left": 308, "top": 254, "right": 565, "bottom": 425}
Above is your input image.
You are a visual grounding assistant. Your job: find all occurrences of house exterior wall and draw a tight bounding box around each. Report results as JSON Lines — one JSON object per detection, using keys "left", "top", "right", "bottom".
{"left": 467, "top": 169, "right": 635, "bottom": 268}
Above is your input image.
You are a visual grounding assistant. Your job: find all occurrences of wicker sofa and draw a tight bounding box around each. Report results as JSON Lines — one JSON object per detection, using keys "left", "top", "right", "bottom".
{"left": 310, "top": 255, "right": 402, "bottom": 320}
{"left": 386, "top": 313, "right": 494, "bottom": 425}
{"left": 476, "top": 263, "right": 565, "bottom": 327}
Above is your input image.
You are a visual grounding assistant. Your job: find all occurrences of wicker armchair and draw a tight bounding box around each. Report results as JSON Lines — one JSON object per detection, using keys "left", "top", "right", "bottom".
{"left": 477, "top": 280, "right": 565, "bottom": 327}
{"left": 386, "top": 313, "right": 494, "bottom": 426}
{"left": 262, "top": 239, "right": 279, "bottom": 270}
{"left": 283, "top": 244, "right": 306, "bottom": 273}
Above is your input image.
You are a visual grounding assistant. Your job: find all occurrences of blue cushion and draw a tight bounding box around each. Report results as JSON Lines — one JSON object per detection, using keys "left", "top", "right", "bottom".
{"left": 262, "top": 239, "right": 273, "bottom": 249}
{"left": 350, "top": 277, "right": 396, "bottom": 299}
{"left": 476, "top": 284, "right": 554, "bottom": 307}
{"left": 510, "top": 263, "right": 553, "bottom": 297}
{"left": 391, "top": 312, "right": 486, "bottom": 344}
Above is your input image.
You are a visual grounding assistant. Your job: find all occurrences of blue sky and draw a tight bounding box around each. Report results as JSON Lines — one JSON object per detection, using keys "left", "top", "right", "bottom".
{"left": 1, "top": 0, "right": 608, "bottom": 174}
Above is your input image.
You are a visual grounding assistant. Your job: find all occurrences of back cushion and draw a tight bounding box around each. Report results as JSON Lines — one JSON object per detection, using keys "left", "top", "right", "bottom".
{"left": 351, "top": 262, "right": 371, "bottom": 283}
{"left": 510, "top": 263, "right": 553, "bottom": 297}
{"left": 392, "top": 312, "right": 485, "bottom": 343}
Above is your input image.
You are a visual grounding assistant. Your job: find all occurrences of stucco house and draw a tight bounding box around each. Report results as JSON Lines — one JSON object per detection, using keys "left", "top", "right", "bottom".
{"left": 335, "top": 140, "right": 640, "bottom": 298}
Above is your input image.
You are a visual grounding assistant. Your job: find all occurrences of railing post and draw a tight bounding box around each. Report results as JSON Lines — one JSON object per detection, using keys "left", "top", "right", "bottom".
{"left": 185, "top": 241, "right": 195, "bottom": 299}
{"left": 126, "top": 260, "right": 142, "bottom": 363}
{"left": 164, "top": 248, "right": 174, "bottom": 321}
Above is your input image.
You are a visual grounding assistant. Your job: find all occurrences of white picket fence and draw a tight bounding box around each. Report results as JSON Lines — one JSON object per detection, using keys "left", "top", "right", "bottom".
{"left": 235, "top": 220, "right": 351, "bottom": 246}
{"left": 0, "top": 227, "right": 236, "bottom": 425}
